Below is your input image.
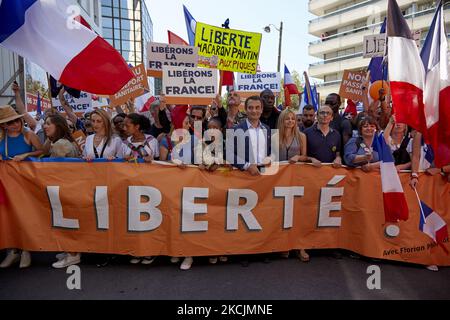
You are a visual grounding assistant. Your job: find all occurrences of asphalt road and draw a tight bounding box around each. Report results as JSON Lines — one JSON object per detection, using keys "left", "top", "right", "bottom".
{"left": 0, "top": 250, "right": 449, "bottom": 300}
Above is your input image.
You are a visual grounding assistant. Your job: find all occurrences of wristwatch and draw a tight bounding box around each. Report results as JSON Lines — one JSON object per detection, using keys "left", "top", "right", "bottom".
{"left": 411, "top": 173, "right": 419, "bottom": 179}
{"left": 441, "top": 168, "right": 446, "bottom": 176}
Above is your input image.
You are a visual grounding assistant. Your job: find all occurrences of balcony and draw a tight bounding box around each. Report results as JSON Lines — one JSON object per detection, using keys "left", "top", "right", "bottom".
{"left": 309, "top": 21, "right": 383, "bottom": 57}
{"left": 309, "top": 0, "right": 357, "bottom": 16}
{"left": 309, "top": 6, "right": 450, "bottom": 57}
{"left": 310, "top": 0, "right": 377, "bottom": 22}
{"left": 309, "top": 53, "right": 369, "bottom": 78}
{"left": 316, "top": 83, "right": 342, "bottom": 102}
{"left": 309, "top": 0, "right": 421, "bottom": 37}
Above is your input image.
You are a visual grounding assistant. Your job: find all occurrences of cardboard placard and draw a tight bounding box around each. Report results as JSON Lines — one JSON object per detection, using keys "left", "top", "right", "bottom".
{"left": 363, "top": 34, "right": 386, "bottom": 58}
{"left": 339, "top": 70, "right": 369, "bottom": 103}
{"left": 194, "top": 22, "right": 262, "bottom": 74}
{"left": 147, "top": 42, "right": 199, "bottom": 78}
{"left": 109, "top": 64, "right": 149, "bottom": 107}
{"left": 162, "top": 66, "right": 218, "bottom": 105}
{"left": 235, "top": 72, "right": 281, "bottom": 93}
{"left": 24, "top": 59, "right": 52, "bottom": 112}
{"left": 51, "top": 92, "right": 92, "bottom": 115}
{"left": 72, "top": 130, "right": 87, "bottom": 154}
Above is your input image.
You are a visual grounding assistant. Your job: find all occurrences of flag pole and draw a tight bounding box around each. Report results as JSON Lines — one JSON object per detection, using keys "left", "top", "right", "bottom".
{"left": 219, "top": 70, "right": 223, "bottom": 96}
{"left": 413, "top": 187, "right": 427, "bottom": 222}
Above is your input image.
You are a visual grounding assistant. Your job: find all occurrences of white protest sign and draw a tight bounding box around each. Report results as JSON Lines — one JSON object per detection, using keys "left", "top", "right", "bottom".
{"left": 162, "top": 66, "right": 218, "bottom": 105}
{"left": 147, "top": 42, "right": 199, "bottom": 78}
{"left": 52, "top": 92, "right": 92, "bottom": 115}
{"left": 363, "top": 34, "right": 385, "bottom": 58}
{"left": 235, "top": 72, "right": 281, "bottom": 93}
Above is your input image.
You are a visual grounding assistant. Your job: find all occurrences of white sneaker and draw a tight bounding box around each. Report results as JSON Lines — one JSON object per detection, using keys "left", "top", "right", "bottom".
{"left": 219, "top": 256, "right": 228, "bottom": 263}
{"left": 129, "top": 257, "right": 141, "bottom": 264}
{"left": 19, "top": 250, "right": 31, "bottom": 268}
{"left": 141, "top": 256, "right": 156, "bottom": 265}
{"left": 209, "top": 257, "right": 218, "bottom": 264}
{"left": 52, "top": 253, "right": 81, "bottom": 269}
{"left": 55, "top": 252, "right": 67, "bottom": 261}
{"left": 170, "top": 257, "right": 180, "bottom": 264}
{"left": 426, "top": 265, "right": 439, "bottom": 272}
{"left": 0, "top": 250, "right": 20, "bottom": 268}
{"left": 180, "top": 257, "right": 193, "bottom": 270}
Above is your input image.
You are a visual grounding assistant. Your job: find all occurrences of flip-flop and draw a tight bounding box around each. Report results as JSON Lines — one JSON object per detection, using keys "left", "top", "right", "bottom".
{"left": 299, "top": 250, "right": 310, "bottom": 263}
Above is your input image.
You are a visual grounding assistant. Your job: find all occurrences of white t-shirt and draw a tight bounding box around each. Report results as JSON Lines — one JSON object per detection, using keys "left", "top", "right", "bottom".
{"left": 123, "top": 134, "right": 159, "bottom": 159}
{"left": 83, "top": 134, "right": 125, "bottom": 159}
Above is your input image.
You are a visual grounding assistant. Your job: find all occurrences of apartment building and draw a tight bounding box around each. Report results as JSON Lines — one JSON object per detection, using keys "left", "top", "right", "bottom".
{"left": 308, "top": 0, "right": 449, "bottom": 102}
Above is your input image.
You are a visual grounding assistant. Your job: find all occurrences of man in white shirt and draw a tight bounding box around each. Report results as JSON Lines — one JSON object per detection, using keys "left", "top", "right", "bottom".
{"left": 227, "top": 96, "right": 272, "bottom": 176}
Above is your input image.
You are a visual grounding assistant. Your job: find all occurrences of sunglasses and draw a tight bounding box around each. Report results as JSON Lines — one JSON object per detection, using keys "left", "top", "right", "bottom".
{"left": 190, "top": 115, "right": 203, "bottom": 121}
{"left": 6, "top": 118, "right": 21, "bottom": 125}
{"left": 318, "top": 111, "right": 332, "bottom": 116}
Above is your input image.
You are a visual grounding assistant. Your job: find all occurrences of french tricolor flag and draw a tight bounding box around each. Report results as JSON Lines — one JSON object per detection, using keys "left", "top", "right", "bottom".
{"left": 284, "top": 65, "right": 299, "bottom": 95}
{"left": 0, "top": 0, "right": 134, "bottom": 95}
{"left": 373, "top": 134, "right": 409, "bottom": 223}
{"left": 387, "top": 0, "right": 426, "bottom": 133}
{"left": 420, "top": 0, "right": 450, "bottom": 168}
{"left": 419, "top": 201, "right": 449, "bottom": 254}
{"left": 284, "top": 65, "right": 299, "bottom": 107}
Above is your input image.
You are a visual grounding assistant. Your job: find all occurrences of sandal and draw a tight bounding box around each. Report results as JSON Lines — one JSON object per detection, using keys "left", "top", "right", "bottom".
{"left": 299, "top": 249, "right": 310, "bottom": 263}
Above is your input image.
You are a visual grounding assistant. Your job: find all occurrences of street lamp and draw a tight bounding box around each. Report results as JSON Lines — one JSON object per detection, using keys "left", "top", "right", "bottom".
{"left": 263, "top": 22, "right": 283, "bottom": 75}
{"left": 264, "top": 22, "right": 283, "bottom": 105}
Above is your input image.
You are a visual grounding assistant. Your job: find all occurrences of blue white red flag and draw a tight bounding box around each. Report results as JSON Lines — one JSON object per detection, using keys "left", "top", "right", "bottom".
{"left": 373, "top": 133, "right": 409, "bottom": 223}
{"left": 0, "top": 0, "right": 133, "bottom": 95}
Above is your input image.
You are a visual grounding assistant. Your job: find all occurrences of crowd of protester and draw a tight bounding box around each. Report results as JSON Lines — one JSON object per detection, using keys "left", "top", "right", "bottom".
{"left": 0, "top": 82, "right": 449, "bottom": 272}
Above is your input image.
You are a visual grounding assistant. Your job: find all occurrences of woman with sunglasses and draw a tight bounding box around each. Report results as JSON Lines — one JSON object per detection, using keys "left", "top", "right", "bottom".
{"left": 0, "top": 106, "right": 43, "bottom": 162}
{"left": 0, "top": 105, "right": 44, "bottom": 269}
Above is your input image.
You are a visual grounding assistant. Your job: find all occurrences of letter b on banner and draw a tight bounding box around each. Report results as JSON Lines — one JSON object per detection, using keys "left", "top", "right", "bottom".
{"left": 128, "top": 187, "right": 163, "bottom": 232}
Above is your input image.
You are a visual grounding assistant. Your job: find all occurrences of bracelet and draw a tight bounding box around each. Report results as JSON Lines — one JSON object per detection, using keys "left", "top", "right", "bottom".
{"left": 411, "top": 173, "right": 419, "bottom": 179}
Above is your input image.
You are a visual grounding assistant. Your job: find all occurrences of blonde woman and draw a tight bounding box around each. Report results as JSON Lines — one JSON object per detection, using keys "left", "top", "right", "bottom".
{"left": 83, "top": 109, "right": 124, "bottom": 160}
{"left": 277, "top": 109, "right": 308, "bottom": 163}
{"left": 0, "top": 105, "right": 43, "bottom": 269}
{"left": 276, "top": 109, "right": 310, "bottom": 262}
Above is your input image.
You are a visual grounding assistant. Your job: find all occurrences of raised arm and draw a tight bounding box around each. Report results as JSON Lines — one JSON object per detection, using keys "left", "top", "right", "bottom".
{"left": 58, "top": 88, "right": 78, "bottom": 125}
{"left": 12, "top": 82, "right": 37, "bottom": 131}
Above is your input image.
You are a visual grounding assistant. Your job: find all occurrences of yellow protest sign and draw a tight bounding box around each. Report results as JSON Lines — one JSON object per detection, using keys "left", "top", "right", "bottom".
{"left": 195, "top": 22, "right": 262, "bottom": 74}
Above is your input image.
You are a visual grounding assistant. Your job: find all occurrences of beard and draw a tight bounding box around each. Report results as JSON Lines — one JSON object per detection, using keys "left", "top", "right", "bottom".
{"left": 303, "top": 120, "right": 314, "bottom": 128}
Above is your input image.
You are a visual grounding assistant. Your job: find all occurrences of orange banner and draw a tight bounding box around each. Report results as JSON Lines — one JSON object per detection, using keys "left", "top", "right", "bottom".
{"left": 0, "top": 162, "right": 449, "bottom": 266}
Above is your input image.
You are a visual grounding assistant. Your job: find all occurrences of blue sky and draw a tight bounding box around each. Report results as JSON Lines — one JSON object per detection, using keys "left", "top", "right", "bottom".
{"left": 146, "top": 0, "right": 318, "bottom": 77}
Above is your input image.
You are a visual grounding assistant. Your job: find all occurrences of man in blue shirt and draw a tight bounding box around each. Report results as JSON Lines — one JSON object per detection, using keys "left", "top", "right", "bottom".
{"left": 304, "top": 105, "right": 342, "bottom": 167}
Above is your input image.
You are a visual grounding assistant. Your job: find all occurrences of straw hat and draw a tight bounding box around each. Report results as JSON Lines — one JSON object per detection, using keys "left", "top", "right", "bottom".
{"left": 0, "top": 105, "right": 24, "bottom": 124}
